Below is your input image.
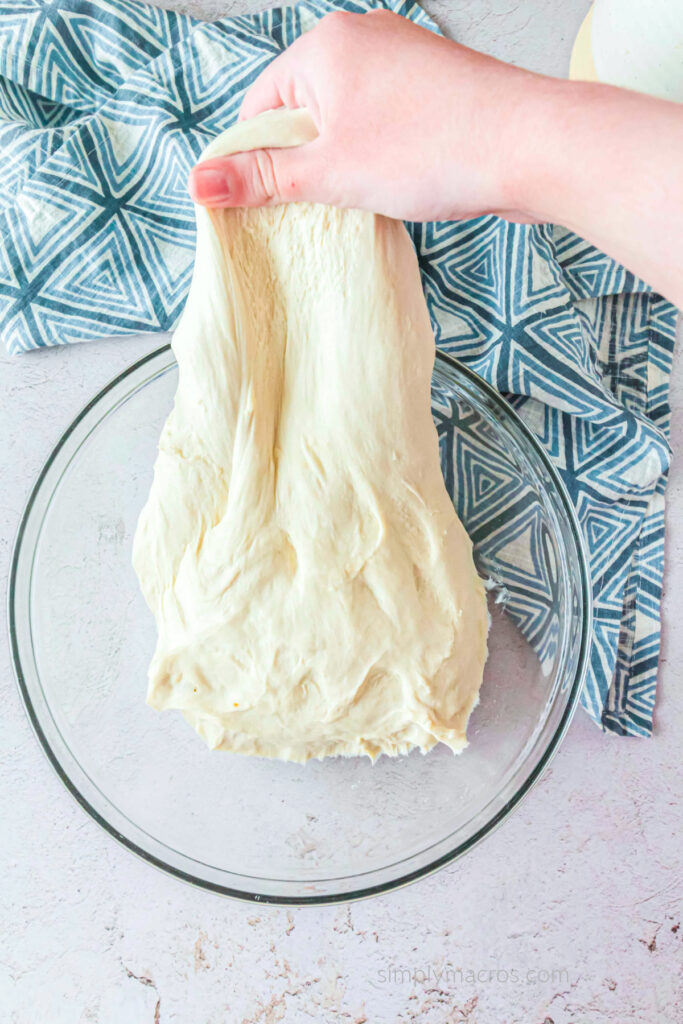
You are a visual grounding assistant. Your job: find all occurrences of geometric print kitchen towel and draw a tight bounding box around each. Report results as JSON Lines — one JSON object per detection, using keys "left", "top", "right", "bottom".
{"left": 0, "top": 0, "right": 677, "bottom": 735}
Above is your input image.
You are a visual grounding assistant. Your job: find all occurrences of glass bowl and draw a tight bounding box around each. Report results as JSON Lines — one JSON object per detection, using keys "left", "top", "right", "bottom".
{"left": 9, "top": 345, "right": 589, "bottom": 904}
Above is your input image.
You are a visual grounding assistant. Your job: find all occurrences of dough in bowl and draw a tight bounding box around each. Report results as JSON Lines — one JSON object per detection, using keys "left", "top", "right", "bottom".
{"left": 133, "top": 109, "right": 489, "bottom": 762}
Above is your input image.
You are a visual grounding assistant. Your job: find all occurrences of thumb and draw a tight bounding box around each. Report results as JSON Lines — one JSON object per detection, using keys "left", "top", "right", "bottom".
{"left": 188, "top": 146, "right": 317, "bottom": 208}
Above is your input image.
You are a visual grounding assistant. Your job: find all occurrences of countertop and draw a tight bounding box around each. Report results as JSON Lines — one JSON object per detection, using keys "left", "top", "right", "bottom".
{"left": 1, "top": 2, "right": 680, "bottom": 1022}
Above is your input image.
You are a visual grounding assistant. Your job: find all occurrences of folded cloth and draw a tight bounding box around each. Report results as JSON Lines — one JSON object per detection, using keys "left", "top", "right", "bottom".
{"left": 0, "top": 0, "right": 676, "bottom": 735}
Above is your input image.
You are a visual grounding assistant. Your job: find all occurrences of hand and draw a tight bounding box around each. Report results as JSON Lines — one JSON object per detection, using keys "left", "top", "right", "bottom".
{"left": 187, "top": 9, "right": 683, "bottom": 308}
{"left": 188, "top": 10, "right": 544, "bottom": 222}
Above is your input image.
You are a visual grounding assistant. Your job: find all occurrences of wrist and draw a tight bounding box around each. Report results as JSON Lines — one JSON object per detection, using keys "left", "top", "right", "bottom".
{"left": 502, "top": 78, "right": 637, "bottom": 232}
{"left": 499, "top": 75, "right": 579, "bottom": 222}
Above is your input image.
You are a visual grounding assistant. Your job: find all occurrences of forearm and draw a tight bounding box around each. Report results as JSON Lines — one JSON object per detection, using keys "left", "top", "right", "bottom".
{"left": 514, "top": 79, "right": 683, "bottom": 308}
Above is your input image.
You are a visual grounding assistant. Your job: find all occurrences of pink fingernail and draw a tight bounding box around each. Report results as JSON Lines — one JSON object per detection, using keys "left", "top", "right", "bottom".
{"left": 189, "top": 166, "right": 232, "bottom": 204}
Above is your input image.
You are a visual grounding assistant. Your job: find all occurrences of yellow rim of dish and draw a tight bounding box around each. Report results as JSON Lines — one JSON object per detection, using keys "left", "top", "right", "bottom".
{"left": 569, "top": 5, "right": 598, "bottom": 82}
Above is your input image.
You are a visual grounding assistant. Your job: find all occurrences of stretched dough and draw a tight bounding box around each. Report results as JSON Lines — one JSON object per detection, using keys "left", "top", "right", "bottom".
{"left": 133, "top": 109, "right": 489, "bottom": 762}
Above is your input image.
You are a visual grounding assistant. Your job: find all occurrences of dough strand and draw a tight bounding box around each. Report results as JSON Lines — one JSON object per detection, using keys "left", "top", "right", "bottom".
{"left": 133, "top": 109, "right": 489, "bottom": 762}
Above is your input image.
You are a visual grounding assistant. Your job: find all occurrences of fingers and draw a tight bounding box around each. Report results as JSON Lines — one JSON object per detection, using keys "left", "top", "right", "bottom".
{"left": 238, "top": 64, "right": 285, "bottom": 121}
{"left": 188, "top": 144, "right": 322, "bottom": 208}
{"left": 239, "top": 31, "right": 317, "bottom": 122}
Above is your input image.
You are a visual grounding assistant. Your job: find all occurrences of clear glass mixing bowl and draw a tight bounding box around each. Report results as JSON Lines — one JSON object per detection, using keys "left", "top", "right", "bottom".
{"left": 9, "top": 346, "right": 590, "bottom": 904}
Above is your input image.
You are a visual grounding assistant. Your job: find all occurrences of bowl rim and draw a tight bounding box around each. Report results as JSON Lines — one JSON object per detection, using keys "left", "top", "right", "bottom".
{"left": 7, "top": 343, "right": 591, "bottom": 906}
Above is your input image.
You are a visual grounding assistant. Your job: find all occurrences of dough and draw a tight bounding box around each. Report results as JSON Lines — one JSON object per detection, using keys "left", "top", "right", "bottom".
{"left": 133, "top": 109, "right": 489, "bottom": 762}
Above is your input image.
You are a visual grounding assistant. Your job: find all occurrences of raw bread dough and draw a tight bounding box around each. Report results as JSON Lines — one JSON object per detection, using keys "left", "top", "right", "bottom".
{"left": 133, "top": 109, "right": 489, "bottom": 762}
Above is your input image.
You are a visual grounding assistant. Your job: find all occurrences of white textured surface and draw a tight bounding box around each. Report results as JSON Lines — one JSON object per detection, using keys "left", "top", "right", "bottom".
{"left": 1, "top": 2, "right": 681, "bottom": 1022}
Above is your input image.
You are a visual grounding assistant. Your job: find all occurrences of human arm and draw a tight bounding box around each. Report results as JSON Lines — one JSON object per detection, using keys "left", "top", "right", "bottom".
{"left": 188, "top": 10, "right": 683, "bottom": 308}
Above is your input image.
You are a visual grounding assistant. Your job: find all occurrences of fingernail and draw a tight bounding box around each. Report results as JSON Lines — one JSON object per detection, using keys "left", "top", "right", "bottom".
{"left": 188, "top": 166, "right": 232, "bottom": 204}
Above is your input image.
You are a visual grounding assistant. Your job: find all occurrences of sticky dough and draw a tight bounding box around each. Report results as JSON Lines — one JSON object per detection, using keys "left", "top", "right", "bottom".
{"left": 133, "top": 109, "right": 489, "bottom": 763}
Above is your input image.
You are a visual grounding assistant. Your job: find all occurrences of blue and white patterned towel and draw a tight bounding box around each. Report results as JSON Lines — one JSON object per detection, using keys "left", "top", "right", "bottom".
{"left": 0, "top": 0, "right": 677, "bottom": 735}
